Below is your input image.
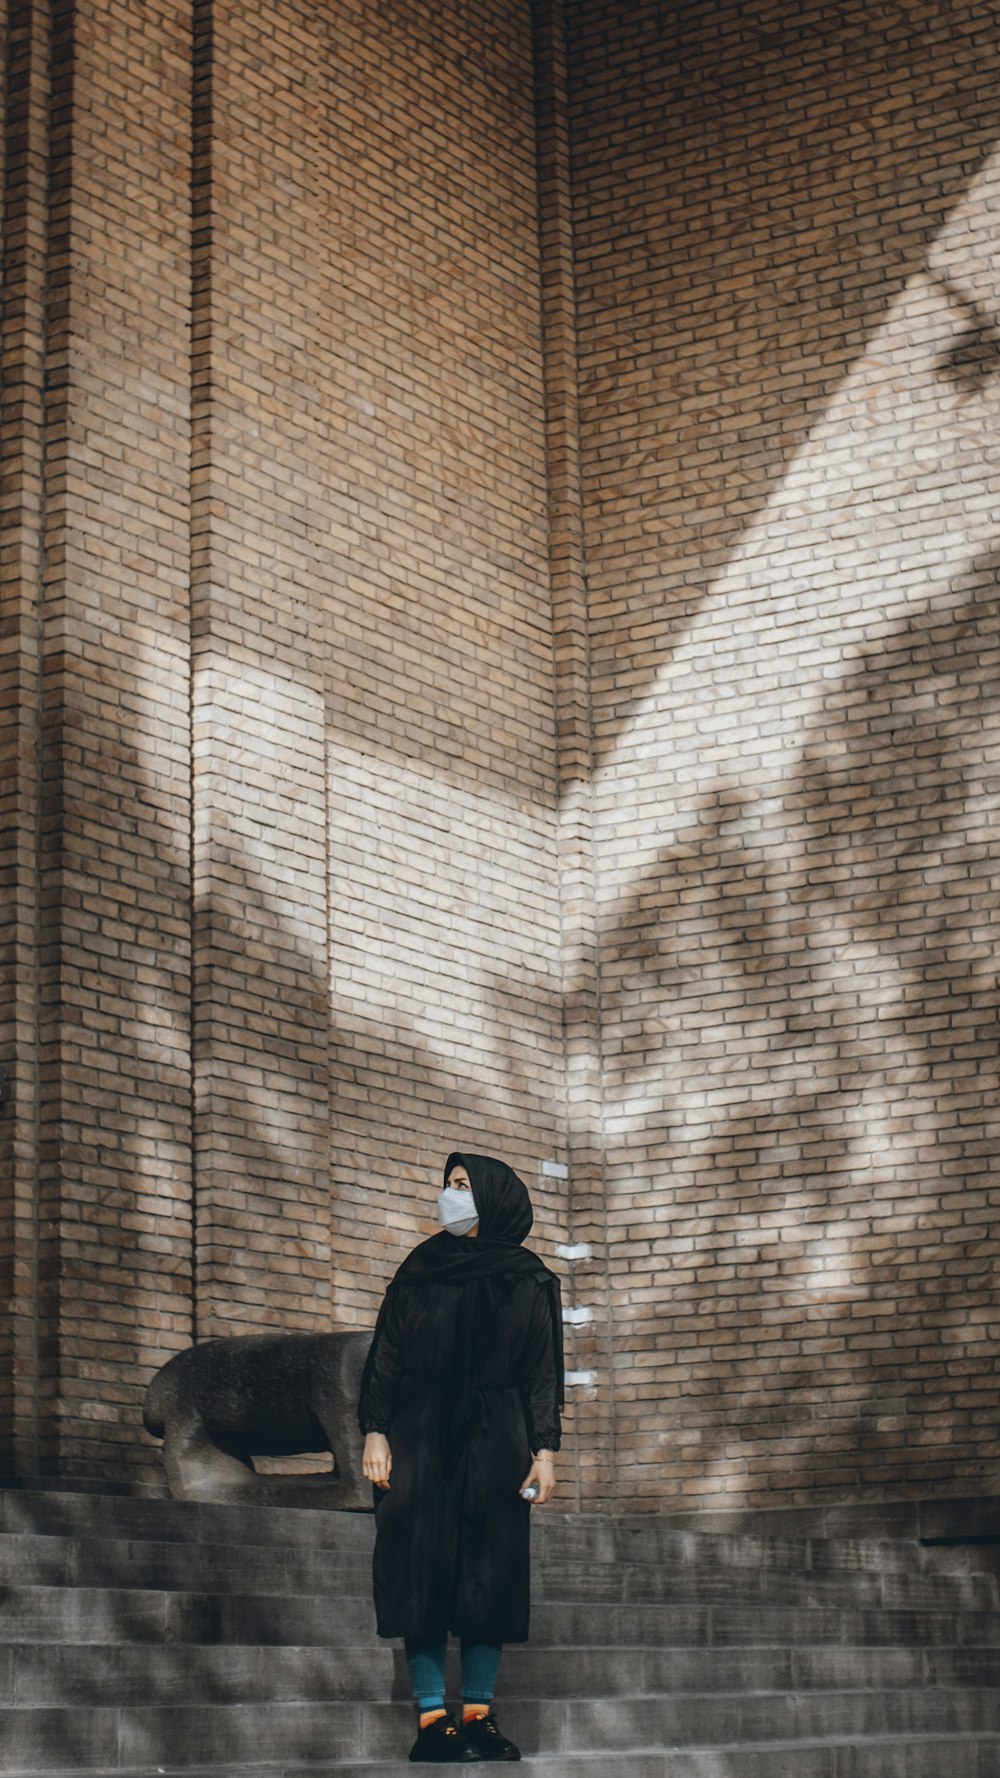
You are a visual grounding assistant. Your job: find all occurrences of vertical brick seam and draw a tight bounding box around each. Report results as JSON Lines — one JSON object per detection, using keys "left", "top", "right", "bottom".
{"left": 531, "top": 0, "right": 616, "bottom": 1511}
{"left": 189, "top": 0, "right": 211, "bottom": 1349}
{"left": 38, "top": 0, "right": 194, "bottom": 1479}
{"left": 35, "top": 0, "right": 71, "bottom": 1478}
{"left": 0, "top": 0, "right": 49, "bottom": 1478}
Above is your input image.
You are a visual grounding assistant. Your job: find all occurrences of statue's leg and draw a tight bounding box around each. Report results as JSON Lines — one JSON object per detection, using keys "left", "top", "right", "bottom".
{"left": 313, "top": 1338, "right": 374, "bottom": 1510}
{"left": 161, "top": 1414, "right": 257, "bottom": 1501}
{"left": 324, "top": 1412, "right": 371, "bottom": 1510}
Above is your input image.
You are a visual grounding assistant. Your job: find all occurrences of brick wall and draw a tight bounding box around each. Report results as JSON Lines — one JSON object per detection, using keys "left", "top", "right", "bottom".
{"left": 1, "top": 0, "right": 194, "bottom": 1483}
{"left": 190, "top": 0, "right": 570, "bottom": 1351}
{"left": 5, "top": 0, "right": 1000, "bottom": 1509}
{"left": 533, "top": 0, "right": 616, "bottom": 1506}
{"left": 568, "top": 0, "right": 1000, "bottom": 1504}
{"left": 0, "top": 0, "right": 46, "bottom": 1476}
{"left": 1, "top": 0, "right": 576, "bottom": 1488}
{"left": 41, "top": 0, "right": 194, "bottom": 1479}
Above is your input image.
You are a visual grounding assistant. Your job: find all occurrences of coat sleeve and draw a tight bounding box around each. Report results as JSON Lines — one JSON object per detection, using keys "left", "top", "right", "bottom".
{"left": 519, "top": 1279, "right": 563, "bottom": 1455}
{"left": 357, "top": 1282, "right": 406, "bottom": 1437}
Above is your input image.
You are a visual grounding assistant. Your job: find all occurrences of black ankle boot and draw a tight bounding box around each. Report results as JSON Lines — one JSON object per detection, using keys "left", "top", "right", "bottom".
{"left": 409, "top": 1711, "right": 484, "bottom": 1763}
{"left": 460, "top": 1711, "right": 521, "bottom": 1761}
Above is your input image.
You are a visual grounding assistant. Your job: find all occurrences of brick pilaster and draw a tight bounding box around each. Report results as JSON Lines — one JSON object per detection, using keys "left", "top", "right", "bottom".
{"left": 532, "top": 0, "right": 616, "bottom": 1510}
{"left": 34, "top": 0, "right": 194, "bottom": 1480}
{"left": 190, "top": 0, "right": 332, "bottom": 1339}
{"left": 0, "top": 0, "right": 50, "bottom": 1477}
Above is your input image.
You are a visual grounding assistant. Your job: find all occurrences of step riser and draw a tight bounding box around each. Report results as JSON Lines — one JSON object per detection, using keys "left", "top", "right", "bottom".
{"left": 0, "top": 1535, "right": 372, "bottom": 1596}
{"left": 2, "top": 1691, "right": 1000, "bottom": 1770}
{"left": 1, "top": 1645, "right": 394, "bottom": 1704}
{"left": 539, "top": 1565, "right": 994, "bottom": 1612}
{"left": 7, "top": 1643, "right": 1000, "bottom": 1704}
{"left": 3, "top": 1539, "right": 989, "bottom": 1614}
{"left": 538, "top": 1600, "right": 1000, "bottom": 1648}
{"left": 234, "top": 1690, "right": 1000, "bottom": 1750}
{"left": 0, "top": 1588, "right": 375, "bottom": 1645}
{"left": 5, "top": 1495, "right": 998, "bottom": 1581}
{"left": 6, "top": 1503, "right": 997, "bottom": 1618}
{"left": 4, "top": 1510, "right": 990, "bottom": 1585}
{"left": 0, "top": 1496, "right": 378, "bottom": 1553}
{"left": 13, "top": 1749, "right": 998, "bottom": 1778}
{"left": 7, "top": 1487, "right": 1000, "bottom": 1547}
{"left": 541, "top": 1526, "right": 941, "bottom": 1577}
{"left": 5, "top": 1586, "right": 1000, "bottom": 1650}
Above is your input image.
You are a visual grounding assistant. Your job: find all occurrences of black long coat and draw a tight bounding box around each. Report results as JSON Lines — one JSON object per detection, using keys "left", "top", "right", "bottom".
{"left": 357, "top": 1259, "right": 562, "bottom": 1643}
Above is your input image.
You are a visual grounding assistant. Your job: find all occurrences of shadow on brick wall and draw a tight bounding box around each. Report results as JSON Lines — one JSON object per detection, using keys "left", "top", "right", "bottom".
{"left": 571, "top": 0, "right": 1000, "bottom": 758}
{"left": 594, "top": 550, "right": 1000, "bottom": 1499}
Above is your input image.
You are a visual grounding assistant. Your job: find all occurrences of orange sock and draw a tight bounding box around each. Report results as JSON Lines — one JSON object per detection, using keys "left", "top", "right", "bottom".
{"left": 419, "top": 1708, "right": 447, "bottom": 1729}
{"left": 463, "top": 1705, "right": 490, "bottom": 1723}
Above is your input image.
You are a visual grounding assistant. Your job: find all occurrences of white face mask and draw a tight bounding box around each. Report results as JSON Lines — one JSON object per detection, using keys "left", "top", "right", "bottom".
{"left": 437, "top": 1184, "right": 478, "bottom": 1235}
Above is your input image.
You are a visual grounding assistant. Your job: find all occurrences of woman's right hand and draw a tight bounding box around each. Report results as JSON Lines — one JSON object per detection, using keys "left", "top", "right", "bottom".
{"left": 363, "top": 1431, "right": 392, "bottom": 1490}
{"left": 520, "top": 1450, "right": 556, "bottom": 1504}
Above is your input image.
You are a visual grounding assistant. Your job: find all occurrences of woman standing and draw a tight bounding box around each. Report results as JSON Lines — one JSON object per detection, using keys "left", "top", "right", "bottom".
{"left": 357, "top": 1150, "right": 564, "bottom": 1764}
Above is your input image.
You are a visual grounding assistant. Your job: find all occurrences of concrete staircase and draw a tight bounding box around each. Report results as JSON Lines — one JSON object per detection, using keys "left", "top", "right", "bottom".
{"left": 2, "top": 1487, "right": 1000, "bottom": 1775}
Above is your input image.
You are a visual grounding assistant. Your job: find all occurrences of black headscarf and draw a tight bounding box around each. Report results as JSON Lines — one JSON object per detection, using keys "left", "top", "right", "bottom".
{"left": 360, "top": 1151, "right": 565, "bottom": 1479}
{"left": 401, "top": 1150, "right": 536, "bottom": 1269}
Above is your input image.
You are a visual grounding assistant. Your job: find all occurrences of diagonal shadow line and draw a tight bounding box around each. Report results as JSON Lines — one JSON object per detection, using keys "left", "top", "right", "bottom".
{"left": 576, "top": 551, "right": 1000, "bottom": 1501}
{"left": 566, "top": 0, "right": 1000, "bottom": 763}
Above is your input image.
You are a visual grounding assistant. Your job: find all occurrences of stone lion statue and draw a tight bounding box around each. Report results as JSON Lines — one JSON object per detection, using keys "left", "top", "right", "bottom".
{"left": 142, "top": 1330, "right": 373, "bottom": 1510}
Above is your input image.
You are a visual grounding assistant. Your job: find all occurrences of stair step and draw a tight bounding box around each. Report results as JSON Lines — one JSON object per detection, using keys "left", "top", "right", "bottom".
{"left": 587, "top": 1523, "right": 990, "bottom": 1579}
{"left": 616, "top": 1495, "right": 1000, "bottom": 1543}
{"left": 3, "top": 1489, "right": 997, "bottom": 1774}
{"left": 539, "top": 1598, "right": 1000, "bottom": 1649}
{"left": 0, "top": 1645, "right": 394, "bottom": 1705}
{"left": 3, "top": 1534, "right": 990, "bottom": 1614}
{"left": 4, "top": 1584, "right": 1000, "bottom": 1648}
{"left": 6, "top": 1495, "right": 997, "bottom": 1599}
{"left": 9, "top": 1746, "right": 1000, "bottom": 1778}
{"left": 7, "top": 1486, "right": 1000, "bottom": 1546}
{"left": 0, "top": 1535, "right": 372, "bottom": 1596}
{"left": 4, "top": 1641, "right": 1000, "bottom": 1704}
{"left": 0, "top": 1586, "right": 377, "bottom": 1645}
{"left": 536, "top": 1559, "right": 993, "bottom": 1612}
{"left": 2, "top": 1690, "right": 1000, "bottom": 1770}
{"left": 0, "top": 1494, "right": 377, "bottom": 1554}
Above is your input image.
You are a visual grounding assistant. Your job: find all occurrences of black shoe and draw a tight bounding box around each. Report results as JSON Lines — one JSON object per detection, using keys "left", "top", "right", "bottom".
{"left": 460, "top": 1711, "right": 521, "bottom": 1761}
{"left": 408, "top": 1711, "right": 484, "bottom": 1763}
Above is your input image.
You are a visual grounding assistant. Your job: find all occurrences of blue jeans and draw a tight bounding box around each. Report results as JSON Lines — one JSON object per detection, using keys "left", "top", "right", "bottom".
{"left": 404, "top": 1632, "right": 502, "bottom": 1711}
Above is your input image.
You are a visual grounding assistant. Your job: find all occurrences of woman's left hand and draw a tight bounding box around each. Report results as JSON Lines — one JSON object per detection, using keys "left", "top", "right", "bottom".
{"left": 520, "top": 1450, "right": 556, "bottom": 1504}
